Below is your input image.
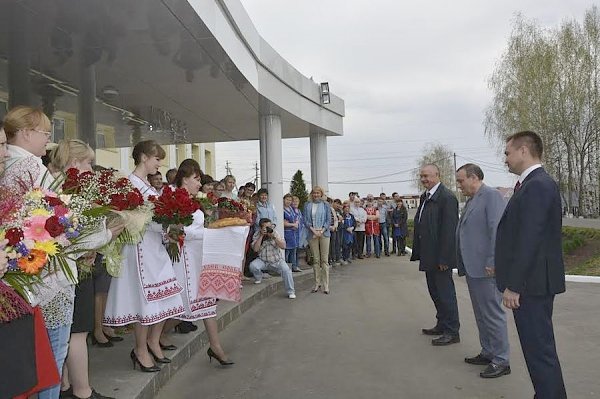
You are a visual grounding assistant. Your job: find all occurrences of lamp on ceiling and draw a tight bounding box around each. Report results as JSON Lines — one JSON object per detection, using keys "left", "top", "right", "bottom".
{"left": 320, "top": 82, "right": 330, "bottom": 104}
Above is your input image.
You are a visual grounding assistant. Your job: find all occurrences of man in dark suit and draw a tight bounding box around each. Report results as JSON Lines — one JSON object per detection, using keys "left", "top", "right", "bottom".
{"left": 411, "top": 164, "right": 460, "bottom": 346}
{"left": 495, "top": 131, "right": 567, "bottom": 398}
{"left": 456, "top": 163, "right": 510, "bottom": 379}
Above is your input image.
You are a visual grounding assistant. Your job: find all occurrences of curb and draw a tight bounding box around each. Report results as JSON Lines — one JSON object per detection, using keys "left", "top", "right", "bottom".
{"left": 406, "top": 247, "right": 599, "bottom": 284}
{"left": 139, "top": 271, "right": 314, "bottom": 399}
{"left": 93, "top": 270, "right": 314, "bottom": 399}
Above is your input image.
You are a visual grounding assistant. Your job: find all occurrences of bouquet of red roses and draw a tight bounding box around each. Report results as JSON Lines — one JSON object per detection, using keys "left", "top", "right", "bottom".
{"left": 149, "top": 186, "right": 199, "bottom": 262}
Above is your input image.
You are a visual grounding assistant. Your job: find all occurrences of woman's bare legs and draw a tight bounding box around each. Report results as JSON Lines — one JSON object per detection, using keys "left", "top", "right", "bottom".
{"left": 133, "top": 324, "right": 154, "bottom": 366}
{"left": 147, "top": 321, "right": 167, "bottom": 359}
{"left": 204, "top": 318, "right": 229, "bottom": 361}
{"left": 64, "top": 332, "right": 93, "bottom": 398}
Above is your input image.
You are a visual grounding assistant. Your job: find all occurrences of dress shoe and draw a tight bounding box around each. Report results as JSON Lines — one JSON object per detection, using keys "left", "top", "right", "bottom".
{"left": 464, "top": 354, "right": 491, "bottom": 365}
{"left": 60, "top": 387, "right": 73, "bottom": 398}
{"left": 480, "top": 363, "right": 511, "bottom": 378}
{"left": 90, "top": 335, "right": 113, "bottom": 348}
{"left": 159, "top": 342, "right": 178, "bottom": 351}
{"left": 147, "top": 345, "right": 171, "bottom": 363}
{"left": 207, "top": 347, "right": 234, "bottom": 365}
{"left": 432, "top": 334, "right": 460, "bottom": 346}
{"left": 130, "top": 350, "right": 160, "bottom": 372}
{"left": 421, "top": 327, "right": 443, "bottom": 336}
{"left": 72, "top": 389, "right": 115, "bottom": 399}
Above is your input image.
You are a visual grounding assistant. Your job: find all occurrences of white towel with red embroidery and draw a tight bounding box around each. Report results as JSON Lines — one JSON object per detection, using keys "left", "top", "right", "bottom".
{"left": 198, "top": 226, "right": 250, "bottom": 302}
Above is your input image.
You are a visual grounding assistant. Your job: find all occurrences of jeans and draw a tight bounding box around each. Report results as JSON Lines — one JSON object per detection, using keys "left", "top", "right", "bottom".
{"left": 38, "top": 323, "right": 71, "bottom": 399}
{"left": 249, "top": 258, "right": 295, "bottom": 294}
{"left": 365, "top": 234, "right": 381, "bottom": 256}
{"left": 285, "top": 248, "right": 299, "bottom": 270}
{"left": 342, "top": 242, "right": 353, "bottom": 261}
{"left": 329, "top": 229, "right": 342, "bottom": 263}
{"left": 379, "top": 222, "right": 389, "bottom": 253}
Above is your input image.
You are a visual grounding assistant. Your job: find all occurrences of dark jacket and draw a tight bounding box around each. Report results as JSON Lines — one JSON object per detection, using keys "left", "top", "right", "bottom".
{"left": 410, "top": 183, "right": 459, "bottom": 272}
{"left": 391, "top": 205, "right": 408, "bottom": 237}
{"left": 495, "top": 168, "right": 566, "bottom": 296}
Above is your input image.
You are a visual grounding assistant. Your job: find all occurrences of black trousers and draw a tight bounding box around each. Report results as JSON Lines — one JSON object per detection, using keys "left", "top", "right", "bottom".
{"left": 513, "top": 295, "right": 566, "bottom": 399}
{"left": 425, "top": 269, "right": 460, "bottom": 336}
{"left": 354, "top": 231, "right": 365, "bottom": 256}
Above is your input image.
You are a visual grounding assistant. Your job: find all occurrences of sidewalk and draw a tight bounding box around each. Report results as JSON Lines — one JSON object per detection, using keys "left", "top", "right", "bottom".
{"left": 88, "top": 269, "right": 314, "bottom": 399}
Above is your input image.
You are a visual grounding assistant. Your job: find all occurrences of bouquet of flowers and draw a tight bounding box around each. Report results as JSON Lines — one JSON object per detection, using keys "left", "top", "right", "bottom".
{"left": 0, "top": 187, "right": 88, "bottom": 300}
{"left": 61, "top": 168, "right": 154, "bottom": 276}
{"left": 149, "top": 186, "right": 199, "bottom": 262}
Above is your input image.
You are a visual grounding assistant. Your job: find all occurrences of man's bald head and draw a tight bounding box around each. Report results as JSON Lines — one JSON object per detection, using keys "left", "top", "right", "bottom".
{"left": 420, "top": 164, "right": 441, "bottom": 190}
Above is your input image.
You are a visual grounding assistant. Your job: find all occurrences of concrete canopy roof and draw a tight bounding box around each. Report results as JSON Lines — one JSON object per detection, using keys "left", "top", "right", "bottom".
{"left": 0, "top": 0, "right": 344, "bottom": 147}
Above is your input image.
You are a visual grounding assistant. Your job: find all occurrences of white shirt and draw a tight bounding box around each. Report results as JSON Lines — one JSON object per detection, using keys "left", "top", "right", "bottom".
{"left": 519, "top": 164, "right": 542, "bottom": 184}
{"left": 418, "top": 182, "right": 441, "bottom": 221}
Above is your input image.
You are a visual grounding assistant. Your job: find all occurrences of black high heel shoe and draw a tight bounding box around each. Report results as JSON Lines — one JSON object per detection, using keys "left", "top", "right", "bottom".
{"left": 207, "top": 348, "right": 234, "bottom": 365}
{"left": 130, "top": 349, "right": 160, "bottom": 372}
{"left": 147, "top": 345, "right": 172, "bottom": 364}
{"left": 311, "top": 286, "right": 321, "bottom": 293}
{"left": 90, "top": 335, "right": 113, "bottom": 348}
{"left": 159, "top": 342, "right": 178, "bottom": 351}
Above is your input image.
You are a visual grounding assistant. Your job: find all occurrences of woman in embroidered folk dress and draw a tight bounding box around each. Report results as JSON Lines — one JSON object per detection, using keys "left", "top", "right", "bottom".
{"left": 104, "top": 140, "right": 185, "bottom": 372}
{"left": 170, "top": 159, "right": 233, "bottom": 365}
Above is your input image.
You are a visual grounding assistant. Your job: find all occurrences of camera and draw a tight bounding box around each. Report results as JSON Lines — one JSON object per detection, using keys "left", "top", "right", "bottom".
{"left": 265, "top": 226, "right": 274, "bottom": 234}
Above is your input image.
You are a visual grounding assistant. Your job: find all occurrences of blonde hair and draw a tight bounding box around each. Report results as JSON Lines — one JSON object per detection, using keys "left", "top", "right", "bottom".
{"left": 3, "top": 106, "right": 51, "bottom": 142}
{"left": 49, "top": 139, "right": 95, "bottom": 171}
{"left": 311, "top": 186, "right": 325, "bottom": 196}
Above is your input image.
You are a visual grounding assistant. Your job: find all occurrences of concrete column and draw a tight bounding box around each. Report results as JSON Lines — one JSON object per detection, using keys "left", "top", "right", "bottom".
{"left": 169, "top": 145, "right": 177, "bottom": 168}
{"left": 310, "top": 131, "right": 329, "bottom": 194}
{"left": 199, "top": 143, "right": 206, "bottom": 172}
{"left": 120, "top": 148, "right": 130, "bottom": 174}
{"left": 8, "top": 3, "right": 31, "bottom": 108}
{"left": 78, "top": 61, "right": 97, "bottom": 149}
{"left": 259, "top": 114, "right": 284, "bottom": 236}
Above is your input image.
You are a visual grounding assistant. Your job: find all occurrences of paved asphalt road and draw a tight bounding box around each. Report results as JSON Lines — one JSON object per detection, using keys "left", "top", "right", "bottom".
{"left": 157, "top": 256, "right": 600, "bottom": 399}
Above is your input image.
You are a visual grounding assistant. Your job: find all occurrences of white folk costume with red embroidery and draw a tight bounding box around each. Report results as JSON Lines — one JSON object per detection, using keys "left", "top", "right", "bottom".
{"left": 103, "top": 174, "right": 184, "bottom": 326}
{"left": 173, "top": 209, "right": 217, "bottom": 321}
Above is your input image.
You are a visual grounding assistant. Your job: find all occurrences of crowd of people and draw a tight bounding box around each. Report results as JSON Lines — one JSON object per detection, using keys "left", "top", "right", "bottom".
{"left": 0, "top": 106, "right": 566, "bottom": 399}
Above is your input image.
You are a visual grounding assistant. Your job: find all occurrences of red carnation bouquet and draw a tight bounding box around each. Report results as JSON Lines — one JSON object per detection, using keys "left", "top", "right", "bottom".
{"left": 149, "top": 186, "right": 200, "bottom": 262}
{"left": 61, "top": 168, "right": 153, "bottom": 276}
{"left": 62, "top": 168, "right": 145, "bottom": 211}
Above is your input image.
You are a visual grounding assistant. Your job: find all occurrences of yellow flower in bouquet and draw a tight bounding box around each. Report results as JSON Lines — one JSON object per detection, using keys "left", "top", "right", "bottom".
{"left": 34, "top": 240, "right": 59, "bottom": 256}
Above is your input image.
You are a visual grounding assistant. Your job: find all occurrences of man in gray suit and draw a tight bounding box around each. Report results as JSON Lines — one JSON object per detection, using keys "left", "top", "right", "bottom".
{"left": 456, "top": 164, "right": 510, "bottom": 379}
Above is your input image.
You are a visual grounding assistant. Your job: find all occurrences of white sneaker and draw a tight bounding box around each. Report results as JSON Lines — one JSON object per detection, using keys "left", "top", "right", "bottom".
{"left": 288, "top": 293, "right": 296, "bottom": 299}
{"left": 254, "top": 280, "right": 262, "bottom": 284}
{"left": 341, "top": 260, "right": 348, "bottom": 265}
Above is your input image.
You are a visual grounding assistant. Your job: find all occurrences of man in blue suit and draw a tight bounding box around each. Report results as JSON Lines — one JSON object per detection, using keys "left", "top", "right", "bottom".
{"left": 495, "top": 131, "right": 567, "bottom": 398}
{"left": 456, "top": 163, "right": 510, "bottom": 379}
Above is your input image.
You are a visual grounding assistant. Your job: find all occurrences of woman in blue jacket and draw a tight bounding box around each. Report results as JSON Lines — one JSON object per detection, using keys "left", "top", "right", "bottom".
{"left": 303, "top": 186, "right": 332, "bottom": 294}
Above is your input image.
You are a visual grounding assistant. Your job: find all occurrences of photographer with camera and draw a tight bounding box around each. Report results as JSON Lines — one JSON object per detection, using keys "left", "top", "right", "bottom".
{"left": 249, "top": 218, "right": 297, "bottom": 299}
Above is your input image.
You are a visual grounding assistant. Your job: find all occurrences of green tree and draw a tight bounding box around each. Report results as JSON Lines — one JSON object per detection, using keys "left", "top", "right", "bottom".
{"left": 485, "top": 7, "right": 600, "bottom": 217}
{"left": 414, "top": 143, "right": 456, "bottom": 193}
{"left": 290, "top": 170, "right": 309, "bottom": 208}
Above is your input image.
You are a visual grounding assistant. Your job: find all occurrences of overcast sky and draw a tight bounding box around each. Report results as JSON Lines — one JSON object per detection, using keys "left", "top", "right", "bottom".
{"left": 215, "top": 0, "right": 594, "bottom": 198}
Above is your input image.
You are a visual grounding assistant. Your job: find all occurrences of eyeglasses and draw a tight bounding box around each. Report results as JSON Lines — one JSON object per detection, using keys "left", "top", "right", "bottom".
{"left": 33, "top": 129, "right": 52, "bottom": 139}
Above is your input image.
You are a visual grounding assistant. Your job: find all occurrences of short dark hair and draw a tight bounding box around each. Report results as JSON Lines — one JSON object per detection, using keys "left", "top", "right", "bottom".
{"left": 201, "top": 174, "right": 214, "bottom": 185}
{"left": 257, "top": 188, "right": 268, "bottom": 196}
{"left": 506, "top": 130, "right": 543, "bottom": 159}
{"left": 457, "top": 163, "right": 484, "bottom": 180}
{"left": 245, "top": 182, "right": 256, "bottom": 190}
{"left": 349, "top": 191, "right": 357, "bottom": 196}
{"left": 392, "top": 192, "right": 398, "bottom": 196}
{"left": 333, "top": 199, "right": 342, "bottom": 205}
{"left": 258, "top": 218, "right": 271, "bottom": 227}
{"left": 380, "top": 192, "right": 386, "bottom": 197}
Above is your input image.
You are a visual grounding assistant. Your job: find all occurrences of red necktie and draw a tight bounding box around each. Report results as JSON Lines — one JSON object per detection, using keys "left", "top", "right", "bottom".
{"left": 514, "top": 181, "right": 521, "bottom": 192}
